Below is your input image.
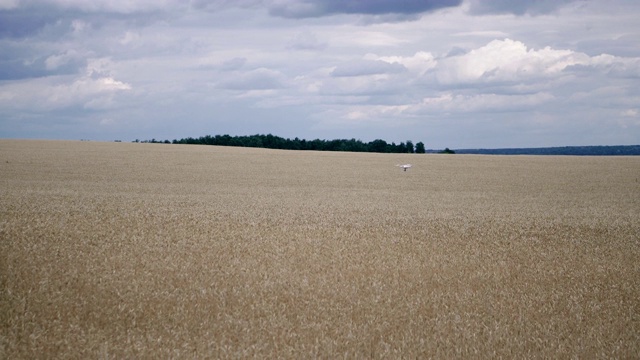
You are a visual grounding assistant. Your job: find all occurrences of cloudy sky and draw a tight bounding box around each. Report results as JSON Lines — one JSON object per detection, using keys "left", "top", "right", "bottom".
{"left": 1, "top": 0, "right": 639, "bottom": 148}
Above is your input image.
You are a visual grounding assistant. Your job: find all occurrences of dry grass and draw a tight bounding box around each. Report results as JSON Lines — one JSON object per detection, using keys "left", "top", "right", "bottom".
{"left": 1, "top": 139, "right": 639, "bottom": 358}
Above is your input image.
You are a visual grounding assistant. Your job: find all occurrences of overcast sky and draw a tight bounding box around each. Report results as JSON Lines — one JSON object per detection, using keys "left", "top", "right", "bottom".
{"left": 1, "top": 0, "right": 639, "bottom": 148}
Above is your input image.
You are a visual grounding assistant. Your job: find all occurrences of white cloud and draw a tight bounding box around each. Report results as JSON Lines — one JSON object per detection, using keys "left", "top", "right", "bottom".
{"left": 329, "top": 91, "right": 555, "bottom": 124}
{"left": 55, "top": 76, "right": 131, "bottom": 109}
{"left": 317, "top": 73, "right": 400, "bottom": 97}
{"left": 416, "top": 92, "right": 555, "bottom": 113}
{"left": 44, "top": 50, "right": 83, "bottom": 70}
{"left": 452, "top": 30, "right": 509, "bottom": 38}
{"left": 373, "top": 51, "right": 438, "bottom": 75}
{"left": 331, "top": 59, "right": 406, "bottom": 77}
{"left": 435, "top": 39, "right": 584, "bottom": 84}
{"left": 332, "top": 31, "right": 409, "bottom": 47}
{"left": 429, "top": 38, "right": 640, "bottom": 89}
{"left": 0, "top": 61, "right": 131, "bottom": 111}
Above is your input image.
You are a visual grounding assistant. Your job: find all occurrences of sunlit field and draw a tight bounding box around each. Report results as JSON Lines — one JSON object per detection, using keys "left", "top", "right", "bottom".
{"left": 1, "top": 139, "right": 639, "bottom": 358}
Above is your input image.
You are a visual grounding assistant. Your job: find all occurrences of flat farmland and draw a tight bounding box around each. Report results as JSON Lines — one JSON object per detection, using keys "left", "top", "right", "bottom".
{"left": 1, "top": 139, "right": 639, "bottom": 358}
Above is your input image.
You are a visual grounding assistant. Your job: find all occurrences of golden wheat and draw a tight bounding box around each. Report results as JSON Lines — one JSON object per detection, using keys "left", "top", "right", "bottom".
{"left": 1, "top": 139, "right": 639, "bottom": 358}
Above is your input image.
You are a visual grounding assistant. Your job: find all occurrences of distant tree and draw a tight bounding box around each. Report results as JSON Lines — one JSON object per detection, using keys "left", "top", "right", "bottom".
{"left": 406, "top": 140, "right": 414, "bottom": 153}
{"left": 415, "top": 142, "right": 425, "bottom": 154}
{"left": 170, "top": 133, "right": 433, "bottom": 155}
{"left": 368, "top": 139, "right": 388, "bottom": 153}
{"left": 309, "top": 139, "right": 324, "bottom": 151}
{"left": 247, "top": 136, "right": 263, "bottom": 148}
{"left": 440, "top": 147, "right": 455, "bottom": 154}
{"left": 328, "top": 139, "right": 343, "bottom": 151}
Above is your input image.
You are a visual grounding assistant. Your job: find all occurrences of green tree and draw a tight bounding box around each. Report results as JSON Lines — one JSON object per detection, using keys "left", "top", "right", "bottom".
{"left": 415, "top": 142, "right": 425, "bottom": 153}
{"left": 406, "top": 140, "right": 414, "bottom": 153}
{"left": 368, "top": 139, "right": 388, "bottom": 153}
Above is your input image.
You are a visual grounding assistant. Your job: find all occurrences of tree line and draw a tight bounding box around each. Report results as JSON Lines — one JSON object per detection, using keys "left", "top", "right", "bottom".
{"left": 454, "top": 145, "right": 640, "bottom": 156}
{"left": 139, "top": 134, "right": 427, "bottom": 153}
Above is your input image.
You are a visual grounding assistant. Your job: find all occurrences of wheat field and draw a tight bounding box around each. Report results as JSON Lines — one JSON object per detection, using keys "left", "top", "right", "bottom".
{"left": 1, "top": 139, "right": 639, "bottom": 358}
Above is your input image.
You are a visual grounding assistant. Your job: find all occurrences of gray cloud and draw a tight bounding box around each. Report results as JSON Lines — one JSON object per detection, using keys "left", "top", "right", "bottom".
{"left": 0, "top": 59, "right": 47, "bottom": 80}
{"left": 468, "top": 0, "right": 582, "bottom": 15}
{"left": 331, "top": 59, "right": 407, "bottom": 77}
{"left": 0, "top": 5, "right": 69, "bottom": 38}
{"left": 0, "top": 42, "right": 89, "bottom": 80}
{"left": 220, "top": 57, "right": 248, "bottom": 71}
{"left": 268, "top": 0, "right": 462, "bottom": 18}
{"left": 217, "top": 68, "right": 286, "bottom": 90}
{"left": 0, "top": 1, "right": 173, "bottom": 41}
{"left": 287, "top": 31, "right": 327, "bottom": 51}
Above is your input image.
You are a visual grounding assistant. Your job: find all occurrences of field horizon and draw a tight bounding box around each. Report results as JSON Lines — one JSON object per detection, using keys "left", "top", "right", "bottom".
{"left": 1, "top": 139, "right": 639, "bottom": 358}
